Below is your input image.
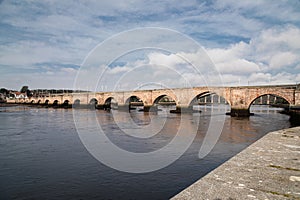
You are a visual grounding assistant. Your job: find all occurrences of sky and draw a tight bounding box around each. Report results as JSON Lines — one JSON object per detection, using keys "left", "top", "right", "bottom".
{"left": 1, "top": 0, "right": 300, "bottom": 91}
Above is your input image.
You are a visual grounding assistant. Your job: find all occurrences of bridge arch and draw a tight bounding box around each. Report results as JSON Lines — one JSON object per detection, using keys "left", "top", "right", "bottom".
{"left": 89, "top": 98, "right": 98, "bottom": 104}
{"left": 189, "top": 91, "right": 229, "bottom": 106}
{"left": 125, "top": 95, "right": 143, "bottom": 104}
{"left": 247, "top": 93, "right": 290, "bottom": 110}
{"left": 30, "top": 100, "right": 35, "bottom": 104}
{"left": 151, "top": 90, "right": 179, "bottom": 105}
{"left": 89, "top": 98, "right": 98, "bottom": 109}
{"left": 148, "top": 94, "right": 177, "bottom": 112}
{"left": 125, "top": 95, "right": 144, "bottom": 111}
{"left": 105, "top": 97, "right": 115, "bottom": 104}
{"left": 62, "top": 100, "right": 70, "bottom": 108}
{"left": 247, "top": 91, "right": 293, "bottom": 109}
{"left": 53, "top": 100, "right": 59, "bottom": 106}
{"left": 63, "top": 100, "right": 69, "bottom": 104}
{"left": 74, "top": 99, "right": 80, "bottom": 105}
{"left": 45, "top": 99, "right": 49, "bottom": 105}
{"left": 189, "top": 91, "right": 209, "bottom": 106}
{"left": 104, "top": 97, "right": 118, "bottom": 109}
{"left": 37, "top": 100, "right": 41, "bottom": 104}
{"left": 73, "top": 99, "right": 80, "bottom": 105}
{"left": 153, "top": 94, "right": 176, "bottom": 105}
{"left": 73, "top": 99, "right": 80, "bottom": 108}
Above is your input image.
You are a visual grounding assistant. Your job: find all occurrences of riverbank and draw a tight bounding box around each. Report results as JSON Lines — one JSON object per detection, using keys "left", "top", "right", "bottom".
{"left": 172, "top": 127, "right": 300, "bottom": 200}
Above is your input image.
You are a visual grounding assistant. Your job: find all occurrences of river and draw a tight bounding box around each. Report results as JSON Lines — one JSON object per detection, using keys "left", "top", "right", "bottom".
{"left": 0, "top": 105, "right": 292, "bottom": 199}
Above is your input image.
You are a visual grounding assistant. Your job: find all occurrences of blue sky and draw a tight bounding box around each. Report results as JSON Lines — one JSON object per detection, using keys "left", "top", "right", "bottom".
{"left": 1, "top": 0, "right": 300, "bottom": 90}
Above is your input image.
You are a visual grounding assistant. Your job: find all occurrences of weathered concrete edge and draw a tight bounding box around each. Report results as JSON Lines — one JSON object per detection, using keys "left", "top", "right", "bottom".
{"left": 172, "top": 127, "right": 300, "bottom": 200}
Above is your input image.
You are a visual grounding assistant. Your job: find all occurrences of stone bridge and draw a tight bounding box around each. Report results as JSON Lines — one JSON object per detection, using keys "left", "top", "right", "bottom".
{"left": 10, "top": 84, "right": 300, "bottom": 116}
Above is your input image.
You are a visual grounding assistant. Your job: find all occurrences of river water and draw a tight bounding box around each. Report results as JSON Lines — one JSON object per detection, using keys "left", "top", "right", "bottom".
{"left": 0, "top": 105, "right": 291, "bottom": 199}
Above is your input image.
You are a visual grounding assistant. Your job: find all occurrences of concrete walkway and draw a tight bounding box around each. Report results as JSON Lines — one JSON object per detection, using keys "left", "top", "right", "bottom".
{"left": 172, "top": 127, "right": 300, "bottom": 200}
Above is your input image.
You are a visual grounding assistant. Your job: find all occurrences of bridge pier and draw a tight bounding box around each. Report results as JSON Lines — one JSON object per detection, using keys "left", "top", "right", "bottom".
{"left": 118, "top": 104, "right": 130, "bottom": 111}
{"left": 143, "top": 105, "right": 159, "bottom": 112}
{"left": 170, "top": 105, "right": 196, "bottom": 114}
{"left": 228, "top": 108, "right": 253, "bottom": 117}
{"left": 96, "top": 104, "right": 106, "bottom": 110}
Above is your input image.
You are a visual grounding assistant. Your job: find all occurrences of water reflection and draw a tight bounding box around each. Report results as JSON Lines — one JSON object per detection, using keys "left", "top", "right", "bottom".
{"left": 0, "top": 105, "right": 291, "bottom": 200}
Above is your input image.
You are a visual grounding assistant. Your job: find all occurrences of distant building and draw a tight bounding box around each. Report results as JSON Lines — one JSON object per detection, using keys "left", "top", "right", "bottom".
{"left": 9, "top": 91, "right": 28, "bottom": 99}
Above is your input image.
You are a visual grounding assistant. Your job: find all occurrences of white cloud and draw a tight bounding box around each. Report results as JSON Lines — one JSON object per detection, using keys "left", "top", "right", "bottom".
{"left": 107, "top": 66, "right": 132, "bottom": 74}
{"left": 204, "top": 26, "right": 300, "bottom": 85}
{"left": 148, "top": 52, "right": 185, "bottom": 67}
{"left": 269, "top": 52, "right": 298, "bottom": 69}
{"left": 1, "top": 0, "right": 300, "bottom": 90}
{"left": 214, "top": 0, "right": 300, "bottom": 23}
{"left": 206, "top": 41, "right": 260, "bottom": 75}
{"left": 252, "top": 26, "right": 300, "bottom": 53}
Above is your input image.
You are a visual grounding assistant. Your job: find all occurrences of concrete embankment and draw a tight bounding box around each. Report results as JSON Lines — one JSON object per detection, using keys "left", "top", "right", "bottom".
{"left": 172, "top": 127, "right": 300, "bottom": 200}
